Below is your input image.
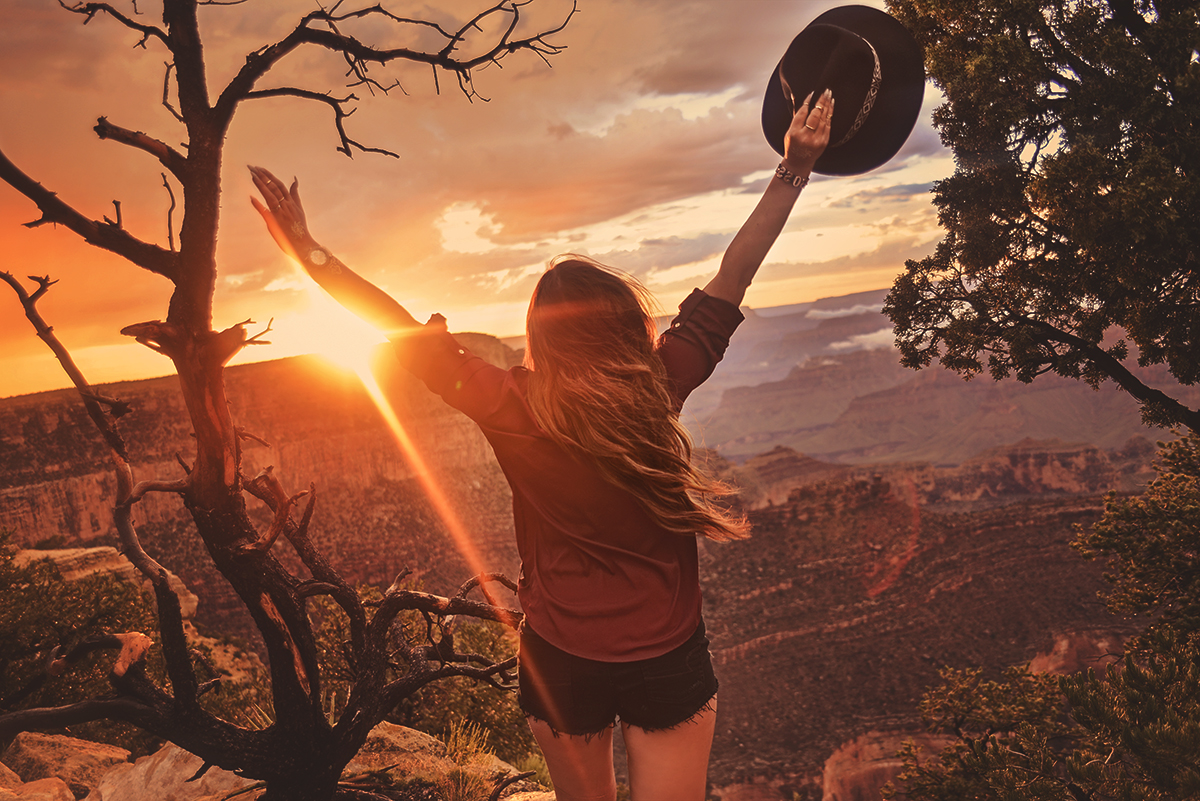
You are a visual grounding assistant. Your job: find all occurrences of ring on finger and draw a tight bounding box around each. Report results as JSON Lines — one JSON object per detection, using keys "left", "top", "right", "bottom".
{"left": 804, "top": 124, "right": 817, "bottom": 130}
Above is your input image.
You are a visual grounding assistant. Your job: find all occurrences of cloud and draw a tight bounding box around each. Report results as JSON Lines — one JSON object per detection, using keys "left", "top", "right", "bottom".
{"left": 828, "top": 182, "right": 935, "bottom": 208}
{"left": 829, "top": 326, "right": 896, "bottom": 351}
{"left": 0, "top": 0, "right": 957, "bottom": 395}
{"left": 808, "top": 304, "right": 885, "bottom": 320}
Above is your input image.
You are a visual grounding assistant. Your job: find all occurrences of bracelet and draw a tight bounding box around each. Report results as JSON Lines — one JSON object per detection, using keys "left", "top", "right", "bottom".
{"left": 775, "top": 162, "right": 810, "bottom": 189}
{"left": 304, "top": 246, "right": 342, "bottom": 274}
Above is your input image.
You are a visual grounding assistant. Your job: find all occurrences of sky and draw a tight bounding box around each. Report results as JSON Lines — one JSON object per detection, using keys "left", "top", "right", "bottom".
{"left": 0, "top": 0, "right": 952, "bottom": 398}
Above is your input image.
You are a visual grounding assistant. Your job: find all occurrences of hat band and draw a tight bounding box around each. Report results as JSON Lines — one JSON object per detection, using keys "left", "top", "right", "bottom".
{"left": 831, "top": 40, "right": 881, "bottom": 149}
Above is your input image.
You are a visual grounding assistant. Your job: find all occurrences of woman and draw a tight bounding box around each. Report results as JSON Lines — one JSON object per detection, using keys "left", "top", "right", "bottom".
{"left": 250, "top": 89, "right": 832, "bottom": 801}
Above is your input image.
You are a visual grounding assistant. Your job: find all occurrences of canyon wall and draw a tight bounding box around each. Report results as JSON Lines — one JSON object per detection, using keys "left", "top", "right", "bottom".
{"left": 0, "top": 332, "right": 1150, "bottom": 799}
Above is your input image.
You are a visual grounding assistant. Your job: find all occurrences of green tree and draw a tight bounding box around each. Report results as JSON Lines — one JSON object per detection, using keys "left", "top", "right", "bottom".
{"left": 886, "top": 634, "right": 1200, "bottom": 801}
{"left": 883, "top": 0, "right": 1200, "bottom": 431}
{"left": 1077, "top": 432, "right": 1200, "bottom": 639}
{"left": 0, "top": 531, "right": 270, "bottom": 757}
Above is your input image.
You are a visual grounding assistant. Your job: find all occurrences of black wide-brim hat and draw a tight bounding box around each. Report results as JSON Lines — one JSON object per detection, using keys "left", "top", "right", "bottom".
{"left": 762, "top": 5, "right": 925, "bottom": 176}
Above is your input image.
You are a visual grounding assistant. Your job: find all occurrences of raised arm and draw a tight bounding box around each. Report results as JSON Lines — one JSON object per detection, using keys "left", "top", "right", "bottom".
{"left": 703, "top": 89, "right": 833, "bottom": 306}
{"left": 248, "top": 166, "right": 421, "bottom": 337}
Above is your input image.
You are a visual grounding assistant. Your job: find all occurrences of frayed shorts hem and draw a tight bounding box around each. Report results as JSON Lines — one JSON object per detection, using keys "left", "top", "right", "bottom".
{"left": 517, "top": 619, "right": 719, "bottom": 737}
{"left": 523, "top": 691, "right": 718, "bottom": 739}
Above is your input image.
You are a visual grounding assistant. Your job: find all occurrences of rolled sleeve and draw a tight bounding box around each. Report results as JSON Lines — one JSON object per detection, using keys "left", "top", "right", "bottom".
{"left": 389, "top": 315, "right": 509, "bottom": 423}
{"left": 657, "top": 289, "right": 745, "bottom": 406}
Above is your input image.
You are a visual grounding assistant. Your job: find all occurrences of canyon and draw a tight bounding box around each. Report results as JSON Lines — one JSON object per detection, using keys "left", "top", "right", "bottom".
{"left": 0, "top": 294, "right": 1175, "bottom": 799}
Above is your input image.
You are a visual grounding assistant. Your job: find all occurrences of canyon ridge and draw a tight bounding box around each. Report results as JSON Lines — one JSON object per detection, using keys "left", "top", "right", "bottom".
{"left": 3, "top": 290, "right": 1190, "bottom": 799}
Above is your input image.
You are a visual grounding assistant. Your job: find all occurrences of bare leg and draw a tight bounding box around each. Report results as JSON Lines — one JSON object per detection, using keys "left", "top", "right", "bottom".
{"left": 621, "top": 697, "right": 717, "bottom": 801}
{"left": 527, "top": 716, "right": 618, "bottom": 801}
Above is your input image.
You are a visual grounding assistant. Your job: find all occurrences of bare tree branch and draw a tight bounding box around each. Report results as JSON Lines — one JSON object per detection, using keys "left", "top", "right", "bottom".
{"left": 215, "top": 0, "right": 576, "bottom": 154}
{"left": 162, "top": 62, "right": 185, "bottom": 122}
{"left": 162, "top": 173, "right": 178, "bottom": 251}
{"left": 0, "top": 148, "right": 180, "bottom": 281}
{"left": 61, "top": 0, "right": 169, "bottom": 49}
{"left": 94, "top": 117, "right": 188, "bottom": 181}
{"left": 243, "top": 88, "right": 399, "bottom": 159}
{"left": 239, "top": 487, "right": 310, "bottom": 554}
{"left": 1, "top": 273, "right": 130, "bottom": 460}
{"left": 0, "top": 697, "right": 154, "bottom": 740}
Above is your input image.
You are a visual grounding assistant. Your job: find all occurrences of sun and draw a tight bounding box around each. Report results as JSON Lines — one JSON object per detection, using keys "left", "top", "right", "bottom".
{"left": 268, "top": 286, "right": 489, "bottom": 577}
{"left": 281, "top": 287, "right": 386, "bottom": 376}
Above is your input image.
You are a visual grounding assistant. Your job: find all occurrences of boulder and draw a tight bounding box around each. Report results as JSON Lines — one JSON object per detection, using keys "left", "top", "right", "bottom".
{"left": 1029, "top": 631, "right": 1125, "bottom": 675}
{"left": 0, "top": 777, "right": 76, "bottom": 801}
{"left": 0, "top": 763, "right": 21, "bottom": 791}
{"left": 344, "top": 721, "right": 446, "bottom": 774}
{"left": 1, "top": 733, "right": 128, "bottom": 800}
{"left": 345, "top": 722, "right": 544, "bottom": 797}
{"left": 82, "top": 744, "right": 253, "bottom": 801}
{"left": 84, "top": 722, "right": 545, "bottom": 800}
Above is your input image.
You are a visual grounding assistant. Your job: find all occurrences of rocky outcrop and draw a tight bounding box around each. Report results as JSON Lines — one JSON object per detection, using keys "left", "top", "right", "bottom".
{"left": 0, "top": 778, "right": 75, "bottom": 801}
{"left": 1, "top": 734, "right": 128, "bottom": 800}
{"left": 703, "top": 476, "right": 1140, "bottom": 799}
{"left": 716, "top": 439, "right": 1155, "bottom": 514}
{"left": 81, "top": 723, "right": 544, "bottom": 801}
{"left": 1029, "top": 631, "right": 1126, "bottom": 675}
{"left": 82, "top": 744, "right": 252, "bottom": 801}
{"left": 12, "top": 548, "right": 198, "bottom": 618}
{"left": 820, "top": 733, "right": 952, "bottom": 801}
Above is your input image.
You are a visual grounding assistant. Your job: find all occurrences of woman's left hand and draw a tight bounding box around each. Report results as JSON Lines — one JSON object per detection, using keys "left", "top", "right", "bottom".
{"left": 248, "top": 165, "right": 319, "bottom": 263}
{"left": 781, "top": 88, "right": 834, "bottom": 176}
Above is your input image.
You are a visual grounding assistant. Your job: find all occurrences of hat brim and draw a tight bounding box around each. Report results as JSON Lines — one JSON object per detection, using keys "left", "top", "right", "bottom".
{"left": 762, "top": 5, "right": 925, "bottom": 176}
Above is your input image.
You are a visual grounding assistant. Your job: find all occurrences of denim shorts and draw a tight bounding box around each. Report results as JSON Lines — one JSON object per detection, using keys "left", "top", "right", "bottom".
{"left": 517, "top": 619, "right": 719, "bottom": 736}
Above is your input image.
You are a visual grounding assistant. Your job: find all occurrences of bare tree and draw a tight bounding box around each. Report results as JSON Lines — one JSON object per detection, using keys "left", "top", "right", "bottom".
{"left": 0, "top": 1, "right": 574, "bottom": 798}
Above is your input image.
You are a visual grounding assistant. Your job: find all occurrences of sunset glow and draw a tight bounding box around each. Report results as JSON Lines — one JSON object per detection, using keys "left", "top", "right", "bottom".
{"left": 0, "top": 0, "right": 952, "bottom": 399}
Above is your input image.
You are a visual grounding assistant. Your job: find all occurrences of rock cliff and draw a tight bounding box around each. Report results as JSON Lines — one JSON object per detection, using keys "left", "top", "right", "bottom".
{"left": 0, "top": 328, "right": 1154, "bottom": 799}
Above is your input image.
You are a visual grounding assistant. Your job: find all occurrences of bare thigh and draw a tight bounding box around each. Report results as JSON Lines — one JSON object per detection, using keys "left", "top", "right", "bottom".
{"left": 621, "top": 696, "right": 717, "bottom": 801}
{"left": 527, "top": 715, "right": 618, "bottom": 801}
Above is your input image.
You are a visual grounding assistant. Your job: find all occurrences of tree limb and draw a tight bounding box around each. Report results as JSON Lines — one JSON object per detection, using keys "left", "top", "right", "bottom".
{"left": 61, "top": 0, "right": 169, "bottom": 49}
{"left": 244, "top": 471, "right": 368, "bottom": 661}
{"left": 243, "top": 88, "right": 398, "bottom": 159}
{"left": 213, "top": 0, "right": 576, "bottom": 153}
{"left": 93, "top": 117, "right": 188, "bottom": 181}
{"left": 1028, "top": 318, "right": 1200, "bottom": 431}
{"left": 1, "top": 272, "right": 130, "bottom": 461}
{"left": 0, "top": 147, "right": 180, "bottom": 281}
{"left": 0, "top": 698, "right": 155, "bottom": 740}
{"left": 162, "top": 62, "right": 185, "bottom": 122}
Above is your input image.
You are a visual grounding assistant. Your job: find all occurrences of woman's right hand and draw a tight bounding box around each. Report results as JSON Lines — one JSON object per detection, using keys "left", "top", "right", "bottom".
{"left": 248, "top": 165, "right": 320, "bottom": 265}
{"left": 781, "top": 88, "right": 834, "bottom": 177}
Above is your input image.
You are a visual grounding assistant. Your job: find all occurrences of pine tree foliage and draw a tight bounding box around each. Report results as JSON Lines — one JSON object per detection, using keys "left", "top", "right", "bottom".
{"left": 1076, "top": 432, "right": 1200, "bottom": 638}
{"left": 883, "top": 0, "right": 1200, "bottom": 431}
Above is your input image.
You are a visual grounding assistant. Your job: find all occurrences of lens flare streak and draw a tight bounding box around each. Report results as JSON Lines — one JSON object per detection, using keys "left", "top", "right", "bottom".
{"left": 354, "top": 366, "right": 488, "bottom": 581}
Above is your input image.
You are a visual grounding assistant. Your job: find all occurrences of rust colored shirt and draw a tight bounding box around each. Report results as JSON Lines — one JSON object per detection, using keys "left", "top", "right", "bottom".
{"left": 391, "top": 289, "right": 743, "bottom": 661}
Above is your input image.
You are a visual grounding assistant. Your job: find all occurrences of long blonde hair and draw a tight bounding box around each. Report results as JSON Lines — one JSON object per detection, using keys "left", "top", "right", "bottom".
{"left": 524, "top": 256, "right": 749, "bottom": 542}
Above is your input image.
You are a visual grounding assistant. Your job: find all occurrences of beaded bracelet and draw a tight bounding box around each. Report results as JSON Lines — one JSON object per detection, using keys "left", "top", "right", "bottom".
{"left": 775, "top": 162, "right": 810, "bottom": 189}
